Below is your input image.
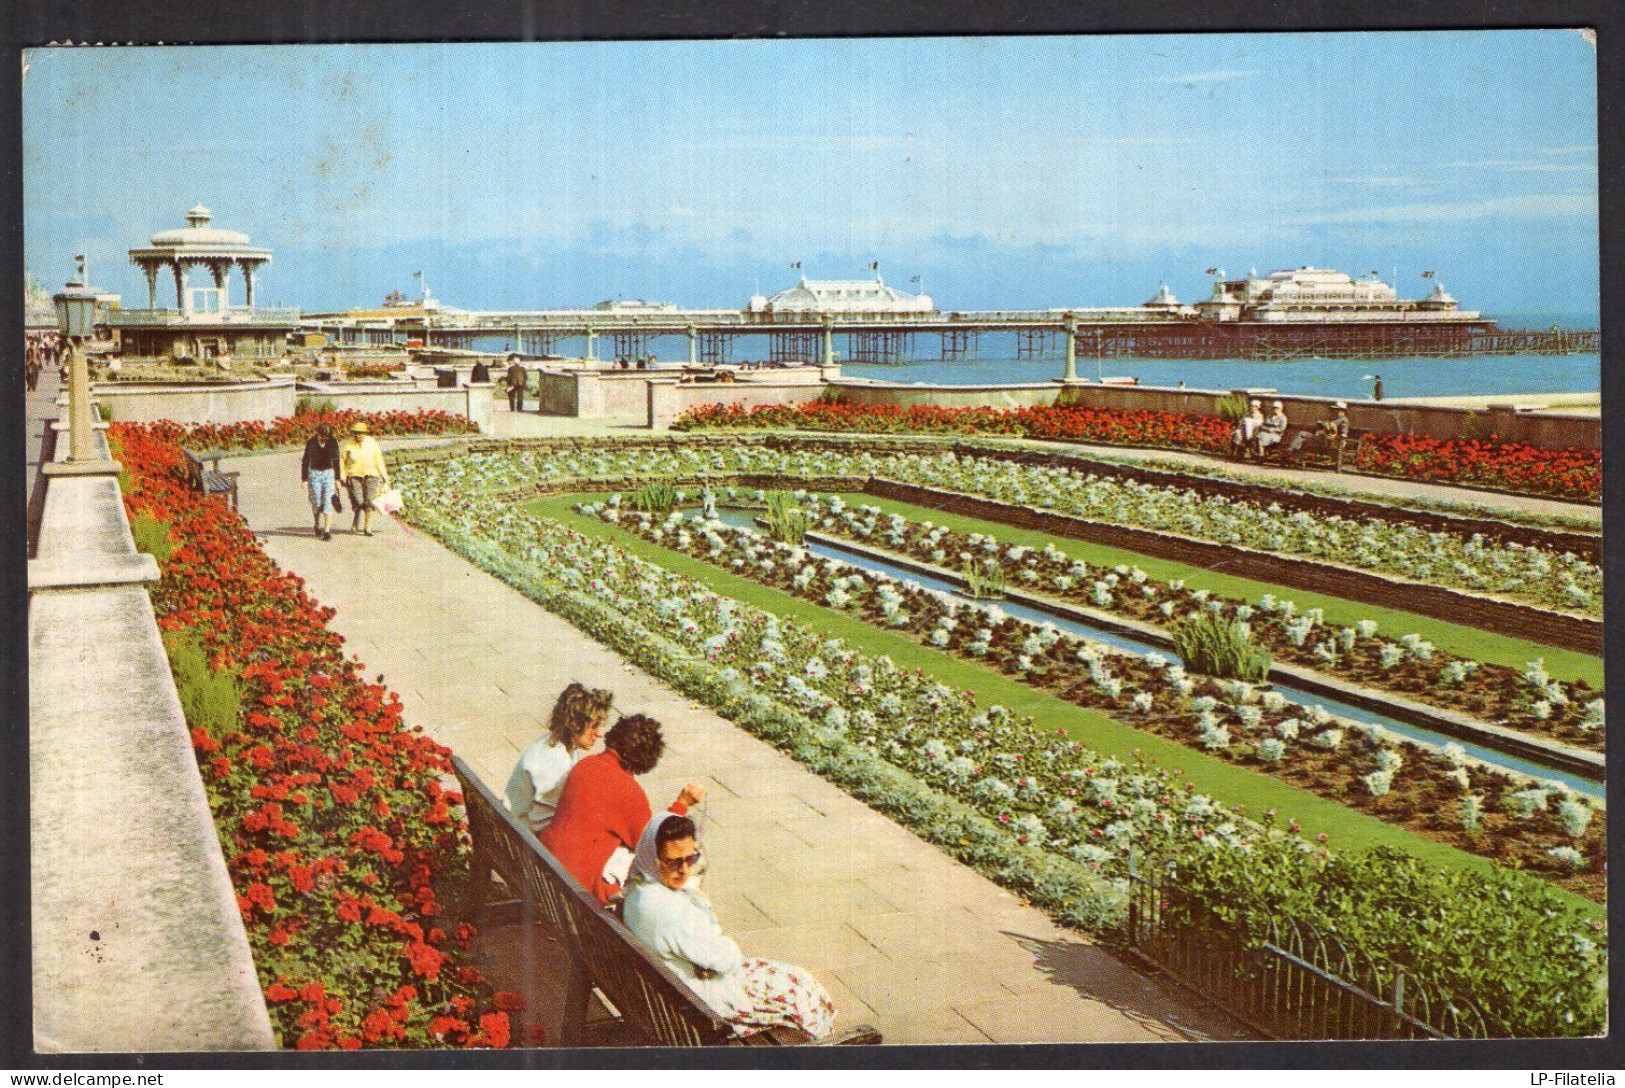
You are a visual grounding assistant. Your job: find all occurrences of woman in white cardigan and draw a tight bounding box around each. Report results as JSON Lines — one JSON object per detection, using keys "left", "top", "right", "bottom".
{"left": 621, "top": 812, "right": 837, "bottom": 1038}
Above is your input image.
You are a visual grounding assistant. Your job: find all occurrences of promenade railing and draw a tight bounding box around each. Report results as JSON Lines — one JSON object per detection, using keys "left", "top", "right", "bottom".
{"left": 1125, "top": 861, "right": 1492, "bottom": 1041}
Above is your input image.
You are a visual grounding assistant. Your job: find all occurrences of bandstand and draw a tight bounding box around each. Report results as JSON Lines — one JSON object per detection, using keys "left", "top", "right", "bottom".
{"left": 113, "top": 204, "right": 297, "bottom": 362}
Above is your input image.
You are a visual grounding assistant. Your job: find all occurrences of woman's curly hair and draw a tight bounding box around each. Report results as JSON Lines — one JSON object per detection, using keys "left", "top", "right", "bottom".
{"left": 547, "top": 683, "right": 614, "bottom": 746}
{"left": 604, "top": 713, "right": 665, "bottom": 775}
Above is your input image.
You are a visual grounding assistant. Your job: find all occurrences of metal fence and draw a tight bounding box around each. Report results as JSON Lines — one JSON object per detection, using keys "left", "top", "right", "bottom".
{"left": 1126, "top": 867, "right": 1492, "bottom": 1041}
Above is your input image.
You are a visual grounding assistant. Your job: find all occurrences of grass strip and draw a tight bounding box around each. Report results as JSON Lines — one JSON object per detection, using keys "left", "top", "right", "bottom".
{"left": 526, "top": 493, "right": 1602, "bottom": 919}
{"left": 830, "top": 491, "right": 1604, "bottom": 688}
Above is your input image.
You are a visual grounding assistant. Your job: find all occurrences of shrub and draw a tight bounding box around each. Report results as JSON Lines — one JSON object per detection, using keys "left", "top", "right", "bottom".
{"left": 129, "top": 512, "right": 175, "bottom": 564}
{"left": 162, "top": 629, "right": 244, "bottom": 738}
{"left": 1213, "top": 393, "right": 1250, "bottom": 422}
{"left": 295, "top": 395, "right": 336, "bottom": 415}
{"left": 763, "top": 491, "right": 809, "bottom": 544}
{"left": 962, "top": 558, "right": 1007, "bottom": 599}
{"left": 1171, "top": 612, "right": 1271, "bottom": 682}
{"left": 630, "top": 480, "right": 679, "bottom": 512}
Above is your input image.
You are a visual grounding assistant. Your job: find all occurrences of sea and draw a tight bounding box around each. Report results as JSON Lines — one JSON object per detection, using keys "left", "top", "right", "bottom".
{"left": 467, "top": 311, "right": 1601, "bottom": 401}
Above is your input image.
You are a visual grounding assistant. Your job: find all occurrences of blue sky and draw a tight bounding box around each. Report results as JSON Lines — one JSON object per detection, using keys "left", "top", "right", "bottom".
{"left": 23, "top": 32, "right": 1598, "bottom": 318}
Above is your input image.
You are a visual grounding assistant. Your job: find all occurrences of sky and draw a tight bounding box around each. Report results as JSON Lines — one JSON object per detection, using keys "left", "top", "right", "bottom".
{"left": 22, "top": 31, "right": 1599, "bottom": 319}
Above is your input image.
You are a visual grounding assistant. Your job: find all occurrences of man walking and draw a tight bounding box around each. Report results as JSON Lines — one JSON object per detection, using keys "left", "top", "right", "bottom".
{"left": 505, "top": 354, "right": 528, "bottom": 412}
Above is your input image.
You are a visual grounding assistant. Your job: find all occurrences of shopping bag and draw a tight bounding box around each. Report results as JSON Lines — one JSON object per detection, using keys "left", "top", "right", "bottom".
{"left": 378, "top": 487, "right": 404, "bottom": 515}
{"left": 331, "top": 492, "right": 344, "bottom": 513}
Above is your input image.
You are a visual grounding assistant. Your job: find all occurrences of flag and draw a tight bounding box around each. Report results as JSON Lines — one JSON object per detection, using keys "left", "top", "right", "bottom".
{"left": 1204, "top": 268, "right": 1219, "bottom": 275}
{"left": 910, "top": 275, "right": 921, "bottom": 284}
{"left": 791, "top": 261, "right": 801, "bottom": 270}
{"left": 413, "top": 271, "right": 423, "bottom": 279}
{"left": 869, "top": 261, "right": 879, "bottom": 271}
{"left": 1421, "top": 271, "right": 1435, "bottom": 278}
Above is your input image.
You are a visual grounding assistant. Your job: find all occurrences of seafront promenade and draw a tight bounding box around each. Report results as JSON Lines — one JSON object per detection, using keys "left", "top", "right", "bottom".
{"left": 225, "top": 429, "right": 1250, "bottom": 1045}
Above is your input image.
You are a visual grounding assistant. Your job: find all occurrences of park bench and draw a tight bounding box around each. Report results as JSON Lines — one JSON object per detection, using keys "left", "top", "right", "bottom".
{"left": 452, "top": 755, "right": 882, "bottom": 1048}
{"left": 181, "top": 450, "right": 240, "bottom": 509}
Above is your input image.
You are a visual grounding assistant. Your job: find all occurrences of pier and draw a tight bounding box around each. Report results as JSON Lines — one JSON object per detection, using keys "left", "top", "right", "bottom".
{"left": 304, "top": 306, "right": 1596, "bottom": 362}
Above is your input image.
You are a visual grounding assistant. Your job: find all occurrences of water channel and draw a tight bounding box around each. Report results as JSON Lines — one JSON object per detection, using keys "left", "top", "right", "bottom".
{"left": 696, "top": 505, "right": 1603, "bottom": 799}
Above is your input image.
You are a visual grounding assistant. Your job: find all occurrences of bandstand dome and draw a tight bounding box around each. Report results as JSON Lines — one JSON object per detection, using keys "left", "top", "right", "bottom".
{"left": 147, "top": 204, "right": 255, "bottom": 248}
{"left": 128, "top": 203, "right": 272, "bottom": 312}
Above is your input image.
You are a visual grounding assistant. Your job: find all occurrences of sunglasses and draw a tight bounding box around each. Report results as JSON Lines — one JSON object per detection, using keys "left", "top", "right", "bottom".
{"left": 659, "top": 850, "right": 703, "bottom": 871}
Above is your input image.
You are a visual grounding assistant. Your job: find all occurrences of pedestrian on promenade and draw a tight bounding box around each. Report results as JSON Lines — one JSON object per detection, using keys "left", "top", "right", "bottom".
{"left": 504, "top": 683, "right": 615, "bottom": 834}
{"left": 505, "top": 355, "right": 528, "bottom": 412}
{"left": 470, "top": 358, "right": 491, "bottom": 384}
{"left": 300, "top": 421, "right": 342, "bottom": 541}
{"left": 1373, "top": 374, "right": 1384, "bottom": 401}
{"left": 539, "top": 713, "right": 707, "bottom": 905}
{"left": 622, "top": 813, "right": 838, "bottom": 1039}
{"left": 339, "top": 420, "right": 390, "bottom": 536}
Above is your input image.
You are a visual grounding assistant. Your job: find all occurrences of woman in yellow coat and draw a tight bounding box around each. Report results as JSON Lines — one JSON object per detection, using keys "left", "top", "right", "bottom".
{"left": 339, "top": 421, "right": 391, "bottom": 536}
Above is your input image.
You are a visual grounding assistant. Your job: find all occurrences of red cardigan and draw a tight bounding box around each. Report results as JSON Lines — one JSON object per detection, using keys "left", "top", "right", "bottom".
{"left": 539, "top": 749, "right": 687, "bottom": 904}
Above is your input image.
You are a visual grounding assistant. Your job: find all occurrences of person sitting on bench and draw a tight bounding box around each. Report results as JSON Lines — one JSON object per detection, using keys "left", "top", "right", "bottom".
{"left": 1256, "top": 400, "right": 1288, "bottom": 458}
{"left": 622, "top": 813, "right": 838, "bottom": 1040}
{"left": 540, "top": 714, "right": 706, "bottom": 904}
{"left": 504, "top": 683, "right": 614, "bottom": 834}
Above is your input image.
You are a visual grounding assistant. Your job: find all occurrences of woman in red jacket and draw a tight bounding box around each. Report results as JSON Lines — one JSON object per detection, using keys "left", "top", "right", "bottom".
{"left": 540, "top": 714, "right": 706, "bottom": 904}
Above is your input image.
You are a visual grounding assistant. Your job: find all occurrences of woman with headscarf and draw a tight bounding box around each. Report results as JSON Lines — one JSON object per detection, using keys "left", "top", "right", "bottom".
{"left": 622, "top": 812, "right": 837, "bottom": 1039}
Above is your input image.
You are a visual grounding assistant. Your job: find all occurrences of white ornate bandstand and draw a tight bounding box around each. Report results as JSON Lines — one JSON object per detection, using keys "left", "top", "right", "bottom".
{"left": 128, "top": 203, "right": 272, "bottom": 314}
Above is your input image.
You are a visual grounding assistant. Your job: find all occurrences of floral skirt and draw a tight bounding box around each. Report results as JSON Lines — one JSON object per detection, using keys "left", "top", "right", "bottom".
{"left": 729, "top": 958, "right": 836, "bottom": 1039}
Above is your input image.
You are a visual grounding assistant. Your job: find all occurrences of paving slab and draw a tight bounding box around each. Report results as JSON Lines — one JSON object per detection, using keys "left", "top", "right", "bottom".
{"left": 228, "top": 445, "right": 1250, "bottom": 1046}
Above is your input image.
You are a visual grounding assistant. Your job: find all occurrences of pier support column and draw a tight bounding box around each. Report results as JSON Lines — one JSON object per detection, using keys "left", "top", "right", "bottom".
{"left": 1062, "top": 317, "right": 1079, "bottom": 382}
{"left": 822, "top": 318, "right": 835, "bottom": 367}
{"left": 687, "top": 326, "right": 697, "bottom": 366}
{"left": 585, "top": 325, "right": 597, "bottom": 362}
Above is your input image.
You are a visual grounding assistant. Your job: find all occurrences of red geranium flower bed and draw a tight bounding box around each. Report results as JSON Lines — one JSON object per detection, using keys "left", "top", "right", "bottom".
{"left": 674, "top": 401, "right": 1598, "bottom": 502}
{"left": 115, "top": 420, "right": 519, "bottom": 1050}
{"left": 137, "top": 407, "right": 477, "bottom": 453}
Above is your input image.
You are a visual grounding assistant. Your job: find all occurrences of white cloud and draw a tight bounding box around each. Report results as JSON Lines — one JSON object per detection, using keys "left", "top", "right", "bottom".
{"left": 1442, "top": 159, "right": 1594, "bottom": 173}
{"left": 1146, "top": 68, "right": 1256, "bottom": 85}
{"left": 1290, "top": 193, "right": 1594, "bottom": 226}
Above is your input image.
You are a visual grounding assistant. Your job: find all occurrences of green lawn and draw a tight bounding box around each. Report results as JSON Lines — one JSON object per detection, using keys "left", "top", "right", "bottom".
{"left": 829, "top": 492, "right": 1604, "bottom": 689}
{"left": 526, "top": 492, "right": 1603, "bottom": 918}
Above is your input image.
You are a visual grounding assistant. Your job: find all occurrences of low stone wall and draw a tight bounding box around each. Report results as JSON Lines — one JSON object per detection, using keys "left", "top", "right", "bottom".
{"left": 647, "top": 379, "right": 827, "bottom": 428}
{"left": 28, "top": 426, "right": 275, "bottom": 1052}
{"left": 810, "top": 378, "right": 1600, "bottom": 451}
{"left": 831, "top": 380, "right": 1062, "bottom": 410}
{"left": 90, "top": 376, "right": 494, "bottom": 433}
{"left": 1050, "top": 382, "right": 1601, "bottom": 452}
{"left": 864, "top": 479, "right": 1602, "bottom": 656}
{"left": 93, "top": 376, "right": 297, "bottom": 425}
{"left": 299, "top": 380, "right": 495, "bottom": 434}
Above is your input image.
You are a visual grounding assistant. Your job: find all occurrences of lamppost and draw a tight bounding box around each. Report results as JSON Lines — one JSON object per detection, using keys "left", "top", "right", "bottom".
{"left": 1062, "top": 314, "right": 1079, "bottom": 383}
{"left": 52, "top": 273, "right": 103, "bottom": 466}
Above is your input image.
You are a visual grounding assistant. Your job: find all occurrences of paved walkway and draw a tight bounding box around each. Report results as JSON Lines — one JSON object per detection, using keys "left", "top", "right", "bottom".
{"left": 228, "top": 426, "right": 1248, "bottom": 1045}
{"left": 25, "top": 366, "right": 62, "bottom": 506}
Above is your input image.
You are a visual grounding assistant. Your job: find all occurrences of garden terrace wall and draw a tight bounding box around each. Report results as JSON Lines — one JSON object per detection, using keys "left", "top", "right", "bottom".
{"left": 27, "top": 427, "right": 275, "bottom": 1052}
{"left": 775, "top": 435, "right": 1603, "bottom": 561}
{"left": 299, "top": 381, "right": 494, "bottom": 434}
{"left": 1051, "top": 383, "right": 1600, "bottom": 453}
{"left": 92, "top": 376, "right": 297, "bottom": 425}
{"left": 863, "top": 479, "right": 1603, "bottom": 656}
{"left": 647, "top": 378, "right": 827, "bottom": 428}
{"left": 829, "top": 380, "right": 1063, "bottom": 411}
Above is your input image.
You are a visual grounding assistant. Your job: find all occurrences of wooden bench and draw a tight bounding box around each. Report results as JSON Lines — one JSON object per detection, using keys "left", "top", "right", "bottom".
{"left": 181, "top": 450, "right": 241, "bottom": 509}
{"left": 453, "top": 756, "right": 882, "bottom": 1048}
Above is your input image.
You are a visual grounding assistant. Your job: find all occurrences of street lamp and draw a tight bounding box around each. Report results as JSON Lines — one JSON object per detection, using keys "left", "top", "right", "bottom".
{"left": 53, "top": 274, "right": 101, "bottom": 464}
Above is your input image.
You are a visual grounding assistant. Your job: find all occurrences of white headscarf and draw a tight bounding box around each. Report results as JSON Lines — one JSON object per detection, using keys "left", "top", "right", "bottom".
{"left": 632, "top": 810, "right": 689, "bottom": 885}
